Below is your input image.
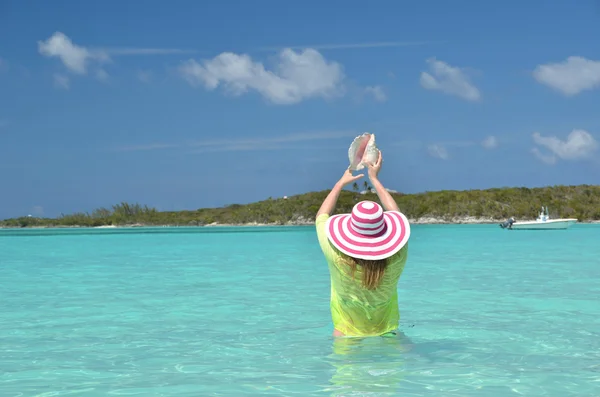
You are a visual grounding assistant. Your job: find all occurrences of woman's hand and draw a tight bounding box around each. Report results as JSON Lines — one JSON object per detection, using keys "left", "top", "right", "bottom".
{"left": 366, "top": 151, "right": 382, "bottom": 181}
{"left": 337, "top": 168, "right": 364, "bottom": 187}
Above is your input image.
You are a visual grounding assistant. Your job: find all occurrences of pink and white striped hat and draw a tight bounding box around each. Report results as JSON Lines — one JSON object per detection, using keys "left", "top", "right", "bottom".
{"left": 325, "top": 201, "right": 410, "bottom": 260}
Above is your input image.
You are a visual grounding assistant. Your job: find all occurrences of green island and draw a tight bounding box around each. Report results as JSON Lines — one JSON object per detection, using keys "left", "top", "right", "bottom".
{"left": 2, "top": 184, "right": 600, "bottom": 228}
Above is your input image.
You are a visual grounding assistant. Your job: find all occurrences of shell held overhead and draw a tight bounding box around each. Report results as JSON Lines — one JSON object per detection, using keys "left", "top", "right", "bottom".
{"left": 348, "top": 133, "right": 380, "bottom": 171}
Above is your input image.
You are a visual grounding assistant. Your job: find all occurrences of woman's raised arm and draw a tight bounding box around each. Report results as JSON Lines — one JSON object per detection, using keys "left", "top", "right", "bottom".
{"left": 316, "top": 169, "right": 364, "bottom": 217}
{"left": 366, "top": 151, "right": 399, "bottom": 212}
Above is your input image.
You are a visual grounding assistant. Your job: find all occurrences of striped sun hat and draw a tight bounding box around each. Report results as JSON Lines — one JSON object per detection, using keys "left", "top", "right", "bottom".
{"left": 325, "top": 201, "right": 410, "bottom": 260}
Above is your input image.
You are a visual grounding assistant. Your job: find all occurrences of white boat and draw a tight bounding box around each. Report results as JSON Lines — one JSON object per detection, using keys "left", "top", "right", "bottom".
{"left": 499, "top": 206, "right": 578, "bottom": 230}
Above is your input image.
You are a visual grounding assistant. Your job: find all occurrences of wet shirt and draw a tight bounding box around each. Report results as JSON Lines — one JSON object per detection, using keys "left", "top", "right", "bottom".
{"left": 315, "top": 213, "right": 408, "bottom": 336}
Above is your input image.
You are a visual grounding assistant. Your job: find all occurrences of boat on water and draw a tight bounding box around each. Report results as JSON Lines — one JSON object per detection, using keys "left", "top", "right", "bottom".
{"left": 499, "top": 206, "right": 578, "bottom": 230}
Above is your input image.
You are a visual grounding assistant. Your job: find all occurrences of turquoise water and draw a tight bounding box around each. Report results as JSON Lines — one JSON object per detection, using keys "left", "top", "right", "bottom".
{"left": 1, "top": 224, "right": 599, "bottom": 396}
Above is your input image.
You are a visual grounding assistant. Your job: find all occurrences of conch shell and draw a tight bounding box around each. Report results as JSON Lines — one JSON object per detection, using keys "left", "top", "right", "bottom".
{"left": 348, "top": 133, "right": 379, "bottom": 171}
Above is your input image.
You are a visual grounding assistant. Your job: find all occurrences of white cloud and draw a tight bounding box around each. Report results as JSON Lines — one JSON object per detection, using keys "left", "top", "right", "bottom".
{"left": 532, "top": 129, "right": 598, "bottom": 164}
{"left": 364, "top": 85, "right": 387, "bottom": 102}
{"left": 53, "top": 74, "right": 70, "bottom": 90}
{"left": 102, "top": 48, "right": 195, "bottom": 55}
{"left": 38, "top": 32, "right": 109, "bottom": 75}
{"left": 482, "top": 135, "right": 498, "bottom": 149}
{"left": 531, "top": 148, "right": 557, "bottom": 165}
{"left": 114, "top": 130, "right": 355, "bottom": 152}
{"left": 427, "top": 143, "right": 449, "bottom": 160}
{"left": 38, "top": 32, "right": 192, "bottom": 86}
{"left": 420, "top": 58, "right": 481, "bottom": 101}
{"left": 114, "top": 143, "right": 180, "bottom": 152}
{"left": 258, "top": 41, "right": 434, "bottom": 52}
{"left": 178, "top": 48, "right": 345, "bottom": 105}
{"left": 190, "top": 131, "right": 355, "bottom": 152}
{"left": 532, "top": 56, "right": 600, "bottom": 96}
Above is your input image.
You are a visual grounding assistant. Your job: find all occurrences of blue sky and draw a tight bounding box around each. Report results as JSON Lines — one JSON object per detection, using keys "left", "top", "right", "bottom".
{"left": 1, "top": 0, "right": 600, "bottom": 219}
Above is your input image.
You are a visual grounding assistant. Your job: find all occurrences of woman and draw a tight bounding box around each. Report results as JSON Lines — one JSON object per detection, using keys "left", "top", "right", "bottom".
{"left": 315, "top": 151, "right": 411, "bottom": 337}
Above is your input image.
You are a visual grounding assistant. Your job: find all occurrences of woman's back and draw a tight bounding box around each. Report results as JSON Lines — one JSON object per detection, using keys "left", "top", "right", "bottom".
{"left": 316, "top": 213, "right": 409, "bottom": 336}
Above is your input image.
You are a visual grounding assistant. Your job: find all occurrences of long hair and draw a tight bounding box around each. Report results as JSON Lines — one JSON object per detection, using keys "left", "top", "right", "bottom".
{"left": 341, "top": 255, "right": 389, "bottom": 290}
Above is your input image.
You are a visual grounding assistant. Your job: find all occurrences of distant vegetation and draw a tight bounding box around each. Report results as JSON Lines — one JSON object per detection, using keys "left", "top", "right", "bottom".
{"left": 2, "top": 185, "right": 600, "bottom": 228}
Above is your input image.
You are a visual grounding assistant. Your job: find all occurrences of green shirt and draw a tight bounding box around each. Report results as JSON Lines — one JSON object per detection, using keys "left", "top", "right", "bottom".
{"left": 316, "top": 213, "right": 408, "bottom": 336}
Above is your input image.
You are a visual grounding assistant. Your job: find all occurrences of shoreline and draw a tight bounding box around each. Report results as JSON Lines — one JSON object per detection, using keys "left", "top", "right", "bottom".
{"left": 2, "top": 217, "right": 599, "bottom": 230}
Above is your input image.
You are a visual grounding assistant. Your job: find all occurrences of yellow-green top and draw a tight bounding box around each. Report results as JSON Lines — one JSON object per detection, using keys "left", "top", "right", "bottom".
{"left": 315, "top": 213, "right": 408, "bottom": 337}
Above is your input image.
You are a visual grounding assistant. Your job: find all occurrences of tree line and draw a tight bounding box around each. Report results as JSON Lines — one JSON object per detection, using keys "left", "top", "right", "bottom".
{"left": 2, "top": 184, "right": 600, "bottom": 228}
